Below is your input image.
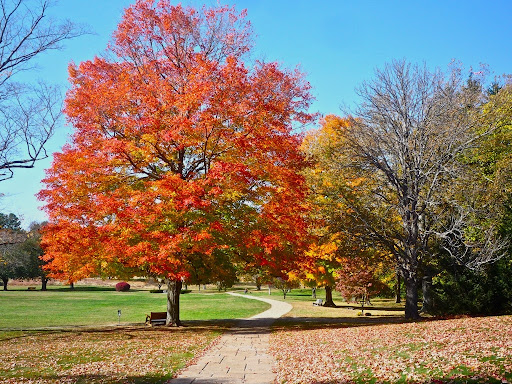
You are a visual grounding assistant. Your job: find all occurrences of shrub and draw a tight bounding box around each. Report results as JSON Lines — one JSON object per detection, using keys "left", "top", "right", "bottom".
{"left": 432, "top": 254, "right": 512, "bottom": 315}
{"left": 115, "top": 281, "right": 130, "bottom": 292}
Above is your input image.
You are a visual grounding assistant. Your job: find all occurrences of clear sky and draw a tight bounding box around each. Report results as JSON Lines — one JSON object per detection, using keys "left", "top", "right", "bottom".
{"left": 2, "top": 0, "right": 512, "bottom": 228}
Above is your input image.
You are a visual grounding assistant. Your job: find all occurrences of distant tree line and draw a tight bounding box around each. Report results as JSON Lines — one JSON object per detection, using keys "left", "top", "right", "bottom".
{"left": 0, "top": 213, "right": 48, "bottom": 290}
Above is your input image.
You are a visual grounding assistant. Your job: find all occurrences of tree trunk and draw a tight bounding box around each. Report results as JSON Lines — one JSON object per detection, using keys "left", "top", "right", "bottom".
{"left": 1, "top": 277, "right": 8, "bottom": 291}
{"left": 69, "top": 282, "right": 74, "bottom": 290}
{"left": 282, "top": 289, "right": 286, "bottom": 299}
{"left": 312, "top": 287, "right": 316, "bottom": 299}
{"left": 41, "top": 276, "right": 48, "bottom": 291}
{"left": 166, "top": 279, "right": 182, "bottom": 326}
{"left": 395, "top": 270, "right": 401, "bottom": 303}
{"left": 420, "top": 275, "right": 433, "bottom": 314}
{"left": 404, "top": 275, "right": 420, "bottom": 319}
{"left": 323, "top": 285, "right": 336, "bottom": 307}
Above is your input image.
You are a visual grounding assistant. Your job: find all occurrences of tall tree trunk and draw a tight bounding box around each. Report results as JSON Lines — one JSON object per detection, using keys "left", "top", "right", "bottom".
{"left": 420, "top": 275, "right": 433, "bottom": 314}
{"left": 323, "top": 285, "right": 336, "bottom": 307}
{"left": 1, "top": 277, "right": 8, "bottom": 291}
{"left": 166, "top": 279, "right": 182, "bottom": 326}
{"left": 41, "top": 276, "right": 48, "bottom": 291}
{"left": 69, "top": 282, "right": 74, "bottom": 290}
{"left": 395, "top": 270, "right": 401, "bottom": 303}
{"left": 404, "top": 274, "right": 420, "bottom": 319}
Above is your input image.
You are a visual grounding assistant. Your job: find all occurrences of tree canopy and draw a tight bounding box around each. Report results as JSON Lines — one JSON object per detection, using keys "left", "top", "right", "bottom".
{"left": 39, "top": 0, "right": 314, "bottom": 325}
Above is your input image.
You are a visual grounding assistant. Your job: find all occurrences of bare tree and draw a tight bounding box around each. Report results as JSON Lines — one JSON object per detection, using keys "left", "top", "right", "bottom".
{"left": 341, "top": 60, "right": 507, "bottom": 319}
{"left": 0, "top": 0, "right": 85, "bottom": 181}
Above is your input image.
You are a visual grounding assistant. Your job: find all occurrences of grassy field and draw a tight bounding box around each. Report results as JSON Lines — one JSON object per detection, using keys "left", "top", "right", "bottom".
{"left": 0, "top": 285, "right": 270, "bottom": 329}
{"left": 2, "top": 285, "right": 511, "bottom": 384}
{"left": 249, "top": 287, "right": 406, "bottom": 327}
{"left": 0, "top": 285, "right": 269, "bottom": 383}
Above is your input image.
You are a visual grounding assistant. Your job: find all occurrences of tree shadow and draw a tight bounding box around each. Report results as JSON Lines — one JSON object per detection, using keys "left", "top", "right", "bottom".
{"left": 308, "top": 378, "right": 507, "bottom": 384}
{"left": 8, "top": 373, "right": 175, "bottom": 384}
{"left": 272, "top": 314, "right": 410, "bottom": 331}
{"left": 44, "top": 286, "right": 117, "bottom": 292}
{"left": 0, "top": 322, "right": 234, "bottom": 342}
{"left": 7, "top": 370, "right": 508, "bottom": 384}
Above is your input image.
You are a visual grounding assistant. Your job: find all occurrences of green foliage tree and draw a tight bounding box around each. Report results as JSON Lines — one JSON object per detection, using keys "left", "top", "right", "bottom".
{"left": 272, "top": 276, "right": 300, "bottom": 299}
{"left": 0, "top": 213, "right": 26, "bottom": 289}
{"left": 0, "top": 213, "right": 22, "bottom": 231}
{"left": 0, "top": 243, "right": 27, "bottom": 290}
{"left": 19, "top": 222, "right": 49, "bottom": 290}
{"left": 429, "top": 80, "right": 512, "bottom": 314}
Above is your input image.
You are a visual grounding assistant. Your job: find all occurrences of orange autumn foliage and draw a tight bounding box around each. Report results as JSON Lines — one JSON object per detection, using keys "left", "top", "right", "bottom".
{"left": 39, "top": 1, "right": 315, "bottom": 287}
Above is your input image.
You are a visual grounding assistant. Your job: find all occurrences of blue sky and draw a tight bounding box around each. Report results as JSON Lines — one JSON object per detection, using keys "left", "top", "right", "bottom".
{"left": 2, "top": 0, "right": 512, "bottom": 228}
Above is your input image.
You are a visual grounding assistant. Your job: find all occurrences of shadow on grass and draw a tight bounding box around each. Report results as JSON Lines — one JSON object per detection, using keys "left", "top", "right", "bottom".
{"left": 272, "top": 315, "right": 410, "bottom": 331}
{"left": 0, "top": 322, "right": 233, "bottom": 342}
{"left": 3, "top": 310, "right": 496, "bottom": 339}
{"left": 59, "top": 286, "right": 117, "bottom": 292}
{"left": 295, "top": 379, "right": 508, "bottom": 384}
{"left": 44, "top": 286, "right": 161, "bottom": 293}
{"left": 9, "top": 372, "right": 510, "bottom": 384}
{"left": 6, "top": 373, "right": 175, "bottom": 384}
{"left": 4, "top": 373, "right": 506, "bottom": 384}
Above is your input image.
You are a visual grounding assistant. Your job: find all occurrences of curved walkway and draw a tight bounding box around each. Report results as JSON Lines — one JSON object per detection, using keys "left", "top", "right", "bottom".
{"left": 169, "top": 292, "right": 292, "bottom": 384}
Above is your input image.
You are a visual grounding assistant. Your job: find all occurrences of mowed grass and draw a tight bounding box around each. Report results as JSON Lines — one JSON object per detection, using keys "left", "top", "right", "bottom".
{"left": 249, "top": 287, "right": 406, "bottom": 326}
{"left": 0, "top": 286, "right": 270, "bottom": 329}
{"left": 0, "top": 285, "right": 270, "bottom": 383}
{"left": 2, "top": 286, "right": 511, "bottom": 384}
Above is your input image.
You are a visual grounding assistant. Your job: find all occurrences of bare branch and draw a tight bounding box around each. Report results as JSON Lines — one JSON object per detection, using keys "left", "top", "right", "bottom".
{"left": 0, "top": 0, "right": 87, "bottom": 181}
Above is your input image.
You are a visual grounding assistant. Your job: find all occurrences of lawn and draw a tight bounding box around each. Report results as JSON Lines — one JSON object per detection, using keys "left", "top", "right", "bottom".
{"left": 0, "top": 285, "right": 270, "bottom": 329}
{"left": 250, "top": 287, "right": 406, "bottom": 325}
{"left": 0, "top": 285, "right": 269, "bottom": 383}
{"left": 2, "top": 285, "right": 511, "bottom": 384}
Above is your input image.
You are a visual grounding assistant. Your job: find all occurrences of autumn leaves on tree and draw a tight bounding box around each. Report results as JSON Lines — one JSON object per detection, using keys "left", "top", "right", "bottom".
{"left": 39, "top": 0, "right": 314, "bottom": 325}
{"left": 38, "top": 0, "right": 511, "bottom": 323}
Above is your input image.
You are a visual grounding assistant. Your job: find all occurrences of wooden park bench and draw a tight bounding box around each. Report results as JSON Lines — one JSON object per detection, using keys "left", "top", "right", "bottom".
{"left": 145, "top": 312, "right": 167, "bottom": 326}
{"left": 313, "top": 299, "right": 323, "bottom": 306}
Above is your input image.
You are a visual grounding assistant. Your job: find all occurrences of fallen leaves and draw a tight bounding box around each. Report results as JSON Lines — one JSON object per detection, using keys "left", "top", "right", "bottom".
{"left": 270, "top": 315, "right": 512, "bottom": 383}
{"left": 0, "top": 327, "right": 218, "bottom": 383}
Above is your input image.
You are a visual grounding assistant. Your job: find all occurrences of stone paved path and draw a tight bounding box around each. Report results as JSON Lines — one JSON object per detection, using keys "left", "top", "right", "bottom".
{"left": 169, "top": 292, "right": 292, "bottom": 384}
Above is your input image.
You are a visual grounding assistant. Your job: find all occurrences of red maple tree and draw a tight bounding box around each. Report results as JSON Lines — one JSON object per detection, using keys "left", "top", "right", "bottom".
{"left": 39, "top": 0, "right": 314, "bottom": 325}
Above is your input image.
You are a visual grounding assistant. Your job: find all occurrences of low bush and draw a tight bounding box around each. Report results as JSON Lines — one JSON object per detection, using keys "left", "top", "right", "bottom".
{"left": 432, "top": 254, "right": 512, "bottom": 315}
{"left": 115, "top": 282, "right": 130, "bottom": 292}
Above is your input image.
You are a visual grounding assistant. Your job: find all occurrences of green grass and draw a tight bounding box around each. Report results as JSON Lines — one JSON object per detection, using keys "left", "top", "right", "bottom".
{"left": 248, "top": 287, "right": 406, "bottom": 325}
{"left": 0, "top": 286, "right": 270, "bottom": 329}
